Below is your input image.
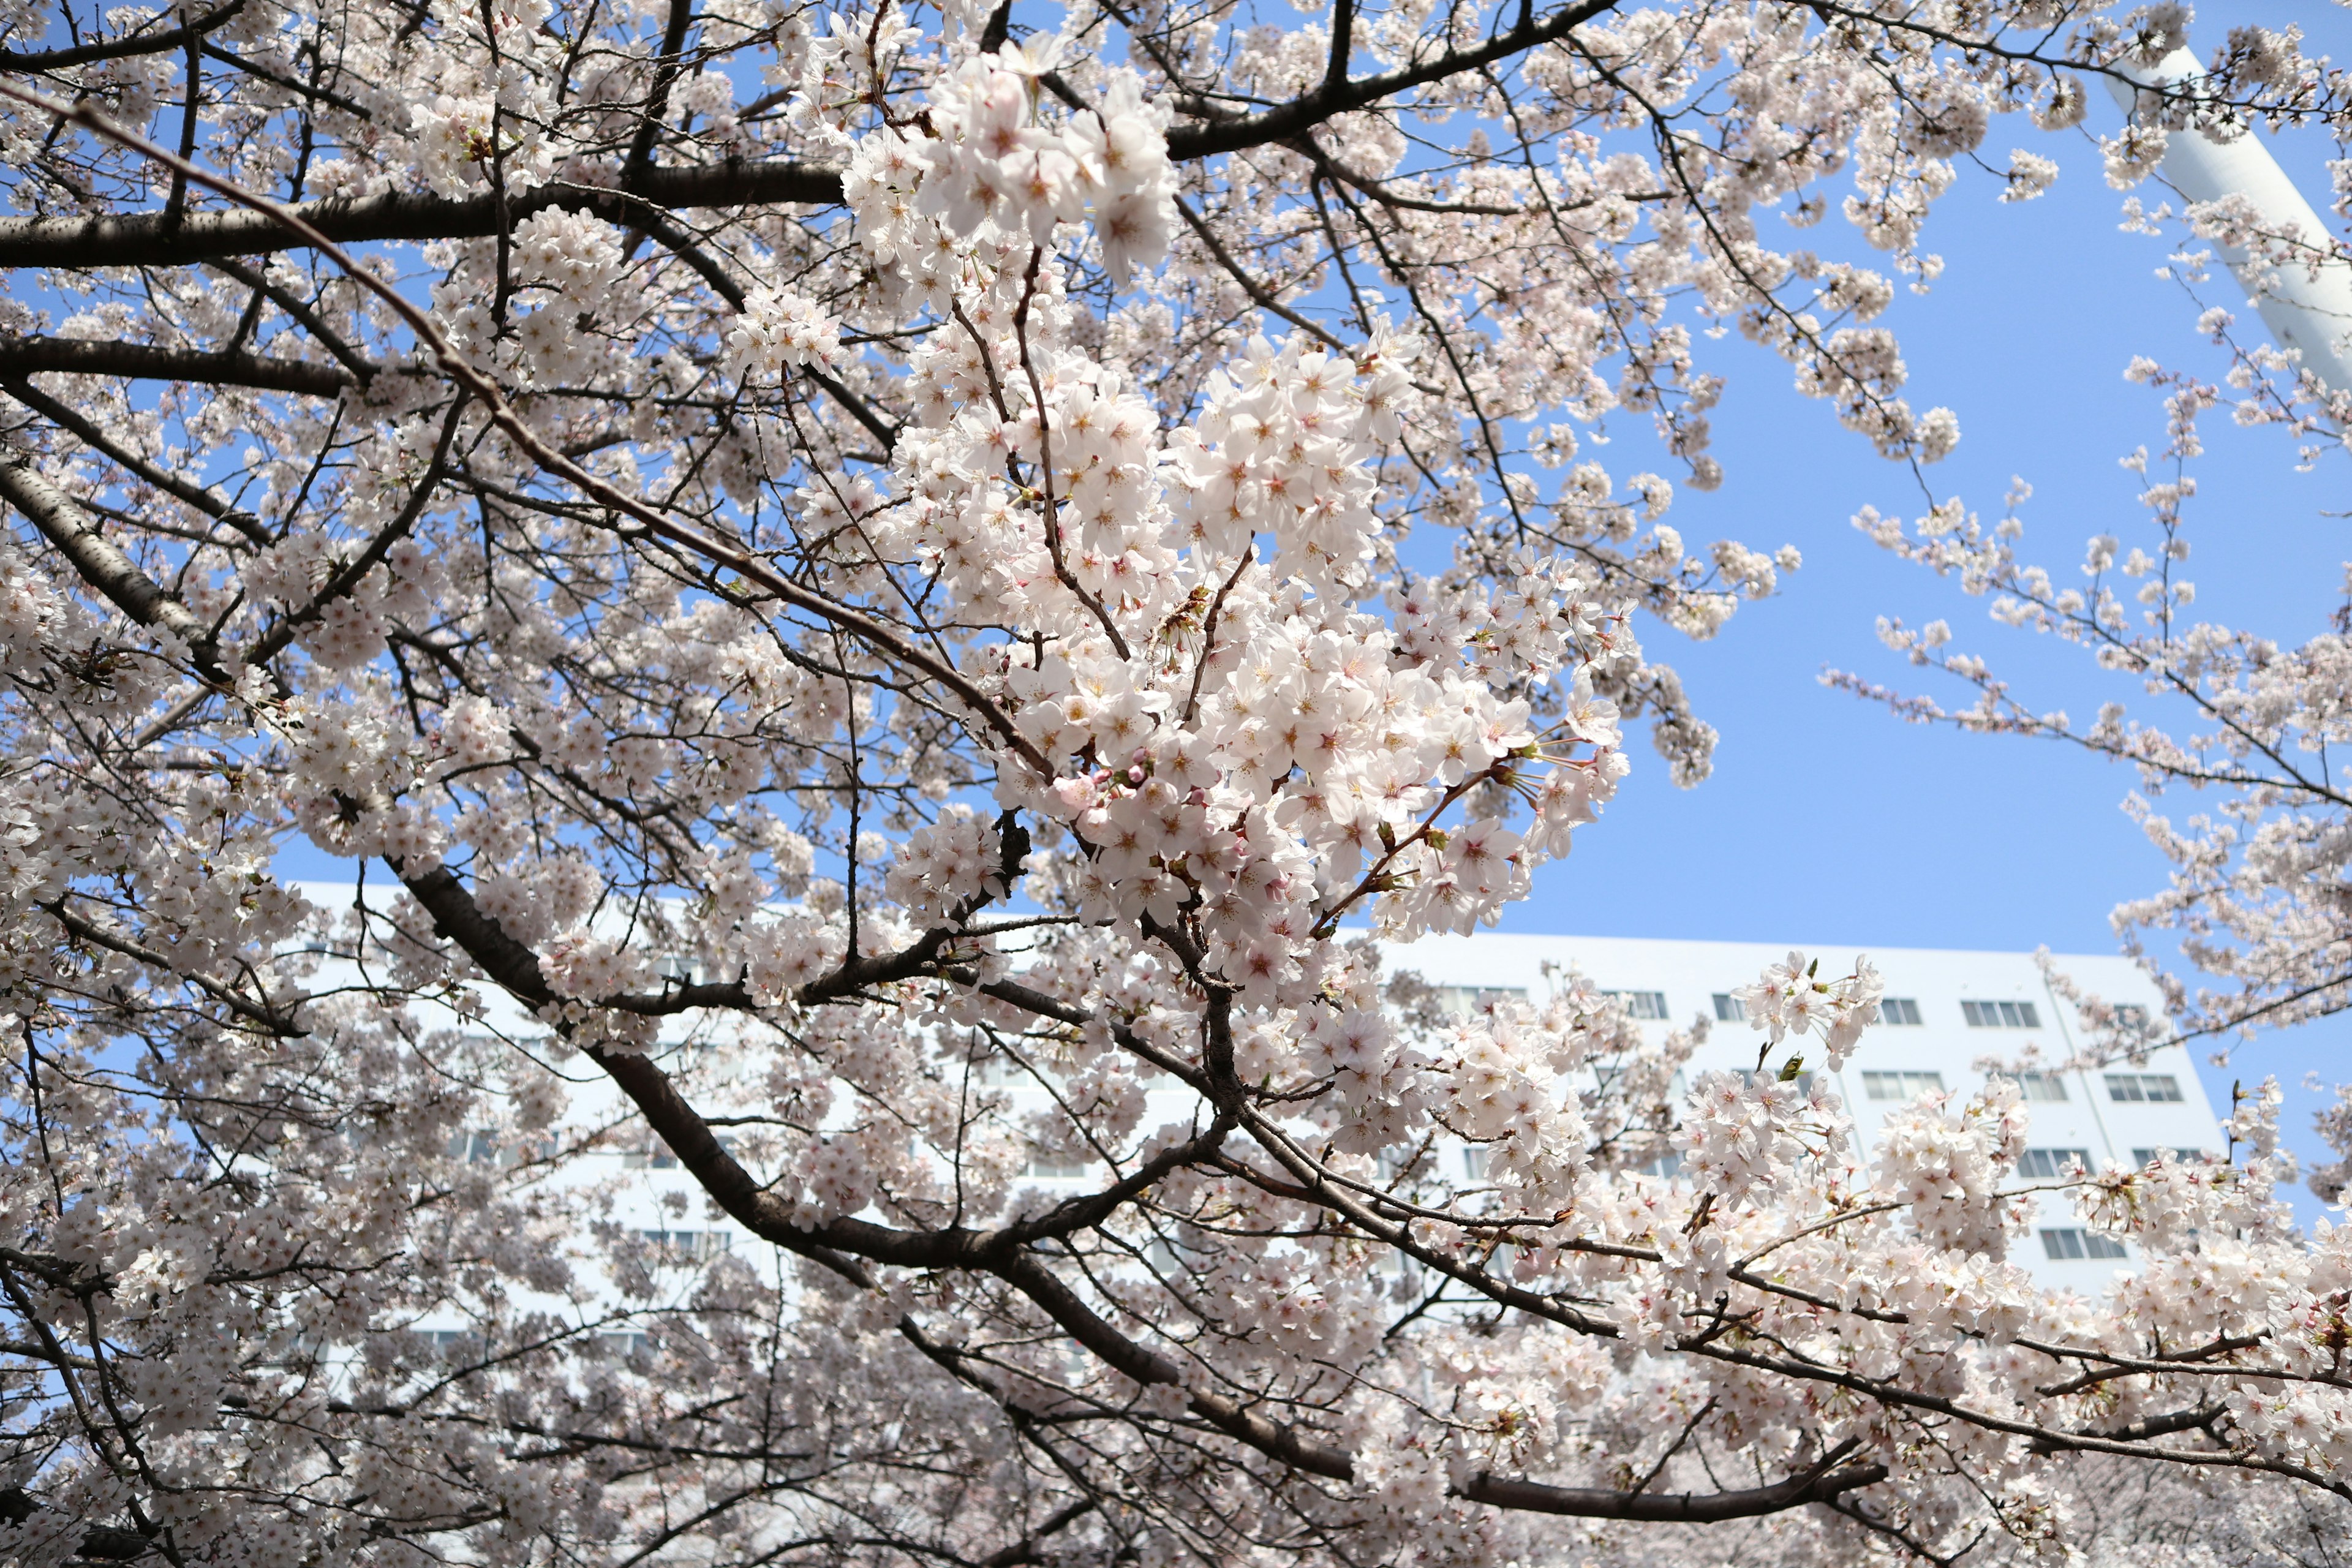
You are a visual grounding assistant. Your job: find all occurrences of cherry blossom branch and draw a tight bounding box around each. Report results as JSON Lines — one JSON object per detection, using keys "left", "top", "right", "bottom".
{"left": 387, "top": 857, "right": 1888, "bottom": 1523}
{"left": 0, "top": 164, "right": 848, "bottom": 271}
{"left": 0, "top": 457, "right": 222, "bottom": 666}
{"left": 0, "top": 86, "right": 1051, "bottom": 782}
{"left": 0, "top": 0, "right": 246, "bottom": 69}
{"left": 0, "top": 334, "right": 366, "bottom": 397}
{"left": 0, "top": 372, "right": 271, "bottom": 545}
{"left": 1155, "top": 0, "right": 1623, "bottom": 160}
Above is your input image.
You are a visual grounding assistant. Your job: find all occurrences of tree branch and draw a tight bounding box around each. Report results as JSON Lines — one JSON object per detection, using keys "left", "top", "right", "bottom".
{"left": 0, "top": 0, "right": 245, "bottom": 69}
{"left": 0, "top": 1485, "right": 151, "bottom": 1561}
{"left": 0, "top": 459, "right": 219, "bottom": 658}
{"left": 0, "top": 3, "right": 1638, "bottom": 277}
{"left": 1159, "top": 0, "right": 1623, "bottom": 160}
{"left": 0, "top": 335, "right": 359, "bottom": 396}
{"left": 0, "top": 372, "right": 271, "bottom": 544}
{"left": 0, "top": 163, "right": 845, "bottom": 271}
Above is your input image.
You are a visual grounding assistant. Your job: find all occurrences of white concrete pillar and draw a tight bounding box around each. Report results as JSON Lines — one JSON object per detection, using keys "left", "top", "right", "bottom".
{"left": 2109, "top": 48, "right": 2352, "bottom": 395}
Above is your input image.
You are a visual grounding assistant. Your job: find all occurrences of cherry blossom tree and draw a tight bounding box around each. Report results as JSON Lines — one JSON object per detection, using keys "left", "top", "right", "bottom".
{"left": 1836, "top": 157, "right": 2352, "bottom": 1195}
{"left": 0, "top": 0, "right": 2348, "bottom": 1562}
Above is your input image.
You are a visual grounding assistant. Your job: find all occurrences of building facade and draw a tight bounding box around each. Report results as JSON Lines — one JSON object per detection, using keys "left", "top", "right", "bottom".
{"left": 1383, "top": 931, "right": 2226, "bottom": 1291}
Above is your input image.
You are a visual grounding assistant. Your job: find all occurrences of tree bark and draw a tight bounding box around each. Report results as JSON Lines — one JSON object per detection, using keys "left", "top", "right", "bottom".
{"left": 0, "top": 163, "right": 845, "bottom": 271}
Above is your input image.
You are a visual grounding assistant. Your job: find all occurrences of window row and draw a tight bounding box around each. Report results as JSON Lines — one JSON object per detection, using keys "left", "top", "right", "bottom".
{"left": 447, "top": 1130, "right": 560, "bottom": 1166}
{"left": 1860, "top": 1070, "right": 1945, "bottom": 1102}
{"left": 2016, "top": 1147, "right": 2090, "bottom": 1179}
{"left": 1863, "top": 1069, "right": 2065, "bottom": 1101}
{"left": 1709, "top": 993, "right": 2045, "bottom": 1031}
{"left": 2019, "top": 1146, "right": 2215, "bottom": 1177}
{"left": 2041, "top": 1229, "right": 2129, "bottom": 1261}
{"left": 1856, "top": 1070, "right": 2182, "bottom": 1106}
{"left": 1439, "top": 986, "right": 2156, "bottom": 1039}
{"left": 620, "top": 1134, "right": 738, "bottom": 1168}
{"left": 638, "top": 1229, "right": 733, "bottom": 1264}
{"left": 1607, "top": 990, "right": 1671, "bottom": 1020}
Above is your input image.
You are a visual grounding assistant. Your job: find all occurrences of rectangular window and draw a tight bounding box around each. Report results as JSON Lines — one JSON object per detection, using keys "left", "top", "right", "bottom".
{"left": 1024, "top": 1154, "right": 1093, "bottom": 1179}
{"left": 1462, "top": 1147, "right": 1489, "bottom": 1180}
{"left": 2011, "top": 1071, "right": 2069, "bottom": 1102}
{"left": 2114, "top": 1003, "right": 2150, "bottom": 1029}
{"left": 2105, "top": 1073, "right": 2184, "bottom": 1104}
{"left": 1962, "top": 1000, "right": 2041, "bottom": 1028}
{"left": 1433, "top": 986, "right": 1528, "bottom": 1018}
{"left": 451, "top": 1131, "right": 557, "bottom": 1166}
{"left": 591, "top": 1331, "right": 651, "bottom": 1360}
{"left": 1605, "top": 990, "right": 1670, "bottom": 1020}
{"left": 1879, "top": 998, "right": 1922, "bottom": 1026}
{"left": 1861, "top": 1070, "right": 1945, "bottom": 1101}
{"left": 2040, "top": 1229, "right": 2128, "bottom": 1261}
{"left": 1712, "top": 993, "right": 1746, "bottom": 1023}
{"left": 2132, "top": 1146, "right": 2209, "bottom": 1166}
{"left": 641, "top": 1230, "right": 733, "bottom": 1264}
{"left": 2016, "top": 1148, "right": 2092, "bottom": 1180}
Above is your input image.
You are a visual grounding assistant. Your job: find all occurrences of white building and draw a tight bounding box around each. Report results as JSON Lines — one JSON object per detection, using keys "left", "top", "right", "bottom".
{"left": 1384, "top": 931, "right": 2227, "bottom": 1292}
{"left": 394, "top": 915, "right": 2226, "bottom": 1351}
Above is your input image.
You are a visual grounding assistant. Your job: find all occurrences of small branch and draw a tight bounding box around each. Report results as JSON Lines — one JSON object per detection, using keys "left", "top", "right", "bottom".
{"left": 205, "top": 257, "right": 380, "bottom": 386}
{"left": 0, "top": 372, "right": 270, "bottom": 544}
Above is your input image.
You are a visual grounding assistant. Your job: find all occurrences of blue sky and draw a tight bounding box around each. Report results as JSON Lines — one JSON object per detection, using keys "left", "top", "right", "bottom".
{"left": 1514, "top": 4, "right": 2352, "bottom": 1210}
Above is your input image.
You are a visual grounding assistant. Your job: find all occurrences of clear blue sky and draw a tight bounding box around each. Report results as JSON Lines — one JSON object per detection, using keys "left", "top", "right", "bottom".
{"left": 1512, "top": 4, "right": 2352, "bottom": 1210}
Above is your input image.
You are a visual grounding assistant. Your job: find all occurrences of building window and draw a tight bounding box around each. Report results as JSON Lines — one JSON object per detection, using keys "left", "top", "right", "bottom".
{"left": 1606, "top": 990, "right": 1670, "bottom": 1020}
{"left": 640, "top": 1230, "right": 733, "bottom": 1264}
{"left": 1024, "top": 1153, "right": 1093, "bottom": 1178}
{"left": 2009, "top": 1071, "right": 2069, "bottom": 1102}
{"left": 591, "top": 1331, "right": 651, "bottom": 1359}
{"left": 1461, "top": 1147, "right": 1489, "bottom": 1181}
{"left": 1861, "top": 1070, "right": 1945, "bottom": 1101}
{"left": 624, "top": 1136, "right": 680, "bottom": 1170}
{"left": 449, "top": 1130, "right": 500, "bottom": 1166}
{"left": 2132, "top": 1146, "right": 2209, "bottom": 1166}
{"left": 2016, "top": 1148, "right": 2091, "bottom": 1179}
{"left": 1711, "top": 993, "right": 1745, "bottom": 1022}
{"left": 1962, "top": 1000, "right": 2040, "bottom": 1028}
{"left": 1432, "top": 986, "right": 1528, "bottom": 1017}
{"left": 450, "top": 1130, "right": 556, "bottom": 1166}
{"left": 1879, "top": 998, "right": 1922, "bottom": 1026}
{"left": 2114, "top": 1003, "right": 2151, "bottom": 1029}
{"left": 2041, "top": 1229, "right": 2128, "bottom": 1261}
{"left": 2105, "top": 1073, "right": 2184, "bottom": 1104}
